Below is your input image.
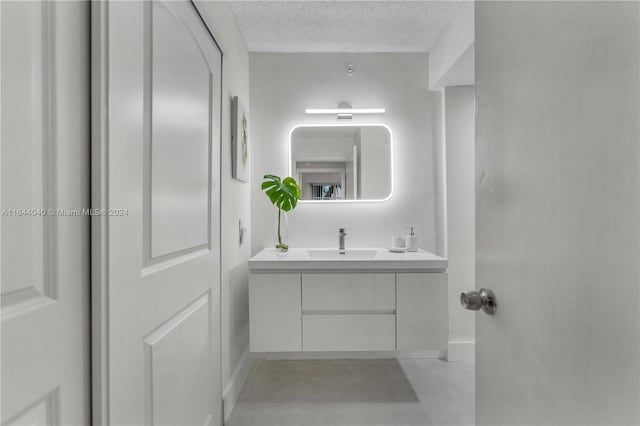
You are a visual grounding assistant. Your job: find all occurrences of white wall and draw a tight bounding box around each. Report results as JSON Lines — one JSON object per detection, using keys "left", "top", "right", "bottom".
{"left": 195, "top": 2, "right": 251, "bottom": 418}
{"left": 429, "top": 1, "right": 474, "bottom": 90}
{"left": 443, "top": 86, "right": 475, "bottom": 361}
{"left": 250, "top": 53, "right": 441, "bottom": 251}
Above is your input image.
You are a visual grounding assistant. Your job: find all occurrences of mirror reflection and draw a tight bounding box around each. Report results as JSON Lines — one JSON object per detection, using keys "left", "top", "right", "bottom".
{"left": 290, "top": 125, "right": 392, "bottom": 201}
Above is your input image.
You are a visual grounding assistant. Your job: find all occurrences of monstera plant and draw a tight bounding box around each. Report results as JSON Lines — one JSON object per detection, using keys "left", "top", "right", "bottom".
{"left": 261, "top": 174, "right": 301, "bottom": 251}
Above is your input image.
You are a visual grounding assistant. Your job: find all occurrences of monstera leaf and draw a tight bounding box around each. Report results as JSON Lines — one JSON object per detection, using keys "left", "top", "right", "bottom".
{"left": 261, "top": 174, "right": 301, "bottom": 212}
{"left": 262, "top": 174, "right": 301, "bottom": 251}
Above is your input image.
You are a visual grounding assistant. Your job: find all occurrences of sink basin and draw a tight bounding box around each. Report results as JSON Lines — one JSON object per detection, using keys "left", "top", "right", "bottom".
{"left": 307, "top": 249, "right": 378, "bottom": 260}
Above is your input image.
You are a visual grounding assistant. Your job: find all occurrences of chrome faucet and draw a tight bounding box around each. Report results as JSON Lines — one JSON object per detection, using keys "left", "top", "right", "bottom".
{"left": 339, "top": 228, "right": 347, "bottom": 254}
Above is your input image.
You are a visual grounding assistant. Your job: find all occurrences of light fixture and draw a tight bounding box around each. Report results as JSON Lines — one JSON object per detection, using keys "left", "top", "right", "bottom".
{"left": 305, "top": 102, "right": 385, "bottom": 120}
{"left": 304, "top": 108, "right": 386, "bottom": 114}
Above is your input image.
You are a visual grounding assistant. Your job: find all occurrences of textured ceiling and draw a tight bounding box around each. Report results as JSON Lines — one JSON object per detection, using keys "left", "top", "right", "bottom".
{"left": 227, "top": 1, "right": 464, "bottom": 52}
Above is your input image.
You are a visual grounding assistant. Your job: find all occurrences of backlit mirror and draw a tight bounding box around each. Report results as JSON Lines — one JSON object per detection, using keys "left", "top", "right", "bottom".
{"left": 290, "top": 124, "right": 392, "bottom": 202}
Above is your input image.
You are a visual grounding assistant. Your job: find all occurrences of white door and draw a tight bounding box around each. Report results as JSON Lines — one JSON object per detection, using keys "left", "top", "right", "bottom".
{"left": 475, "top": 2, "right": 639, "bottom": 425}
{"left": 92, "top": 1, "right": 222, "bottom": 425}
{"left": 1, "top": 1, "right": 91, "bottom": 425}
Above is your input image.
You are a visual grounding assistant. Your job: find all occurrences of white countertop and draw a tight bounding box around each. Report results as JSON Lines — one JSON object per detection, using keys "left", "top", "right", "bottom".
{"left": 248, "top": 247, "right": 447, "bottom": 271}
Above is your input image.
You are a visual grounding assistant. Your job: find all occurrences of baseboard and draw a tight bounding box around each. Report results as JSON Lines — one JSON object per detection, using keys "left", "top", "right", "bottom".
{"left": 251, "top": 350, "right": 446, "bottom": 360}
{"left": 446, "top": 340, "right": 475, "bottom": 362}
{"left": 222, "top": 347, "right": 252, "bottom": 423}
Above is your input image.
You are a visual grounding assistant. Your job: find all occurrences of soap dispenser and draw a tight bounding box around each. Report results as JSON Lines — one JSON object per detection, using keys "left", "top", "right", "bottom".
{"left": 406, "top": 227, "right": 418, "bottom": 252}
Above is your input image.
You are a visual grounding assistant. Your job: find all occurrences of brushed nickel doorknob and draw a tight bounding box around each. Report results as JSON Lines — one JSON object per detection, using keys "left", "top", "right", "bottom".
{"left": 461, "top": 288, "right": 496, "bottom": 315}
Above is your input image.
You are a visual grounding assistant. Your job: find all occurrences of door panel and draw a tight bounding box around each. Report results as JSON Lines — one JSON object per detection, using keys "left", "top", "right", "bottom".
{"left": 1, "top": 0, "right": 53, "bottom": 316}
{"left": 149, "top": 1, "right": 212, "bottom": 259}
{"left": 92, "top": 1, "right": 222, "bottom": 424}
{"left": 1, "top": 1, "right": 90, "bottom": 424}
{"left": 476, "top": 2, "right": 639, "bottom": 425}
{"left": 144, "top": 294, "right": 213, "bottom": 426}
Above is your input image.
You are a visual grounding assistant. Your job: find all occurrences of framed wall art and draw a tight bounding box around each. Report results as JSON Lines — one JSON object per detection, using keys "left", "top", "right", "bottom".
{"left": 231, "top": 96, "right": 249, "bottom": 182}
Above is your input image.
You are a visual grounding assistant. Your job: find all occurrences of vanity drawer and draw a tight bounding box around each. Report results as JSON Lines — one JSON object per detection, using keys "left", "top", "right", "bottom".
{"left": 302, "top": 273, "right": 395, "bottom": 311}
{"left": 303, "top": 314, "right": 396, "bottom": 351}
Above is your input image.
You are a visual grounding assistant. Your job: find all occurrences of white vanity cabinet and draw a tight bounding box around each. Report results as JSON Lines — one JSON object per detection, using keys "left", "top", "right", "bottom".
{"left": 248, "top": 249, "right": 448, "bottom": 353}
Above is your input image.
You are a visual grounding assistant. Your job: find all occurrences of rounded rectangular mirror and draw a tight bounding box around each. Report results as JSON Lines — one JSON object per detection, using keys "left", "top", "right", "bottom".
{"left": 289, "top": 124, "right": 393, "bottom": 202}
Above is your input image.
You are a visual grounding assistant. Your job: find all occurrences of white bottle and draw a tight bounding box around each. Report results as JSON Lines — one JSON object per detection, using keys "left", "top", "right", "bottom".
{"left": 406, "top": 226, "right": 418, "bottom": 252}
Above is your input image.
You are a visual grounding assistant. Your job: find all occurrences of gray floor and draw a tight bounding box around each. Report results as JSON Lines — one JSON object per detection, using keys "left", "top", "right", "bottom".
{"left": 226, "top": 359, "right": 474, "bottom": 426}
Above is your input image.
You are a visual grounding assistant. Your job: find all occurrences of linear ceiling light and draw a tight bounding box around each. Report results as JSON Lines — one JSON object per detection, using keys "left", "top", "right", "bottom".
{"left": 305, "top": 108, "right": 386, "bottom": 114}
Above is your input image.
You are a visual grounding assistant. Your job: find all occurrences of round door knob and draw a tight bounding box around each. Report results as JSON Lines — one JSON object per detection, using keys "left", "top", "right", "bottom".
{"left": 460, "top": 288, "right": 496, "bottom": 315}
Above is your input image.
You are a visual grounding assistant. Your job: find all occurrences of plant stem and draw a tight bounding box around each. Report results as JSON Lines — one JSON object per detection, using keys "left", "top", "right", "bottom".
{"left": 277, "top": 208, "right": 282, "bottom": 245}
